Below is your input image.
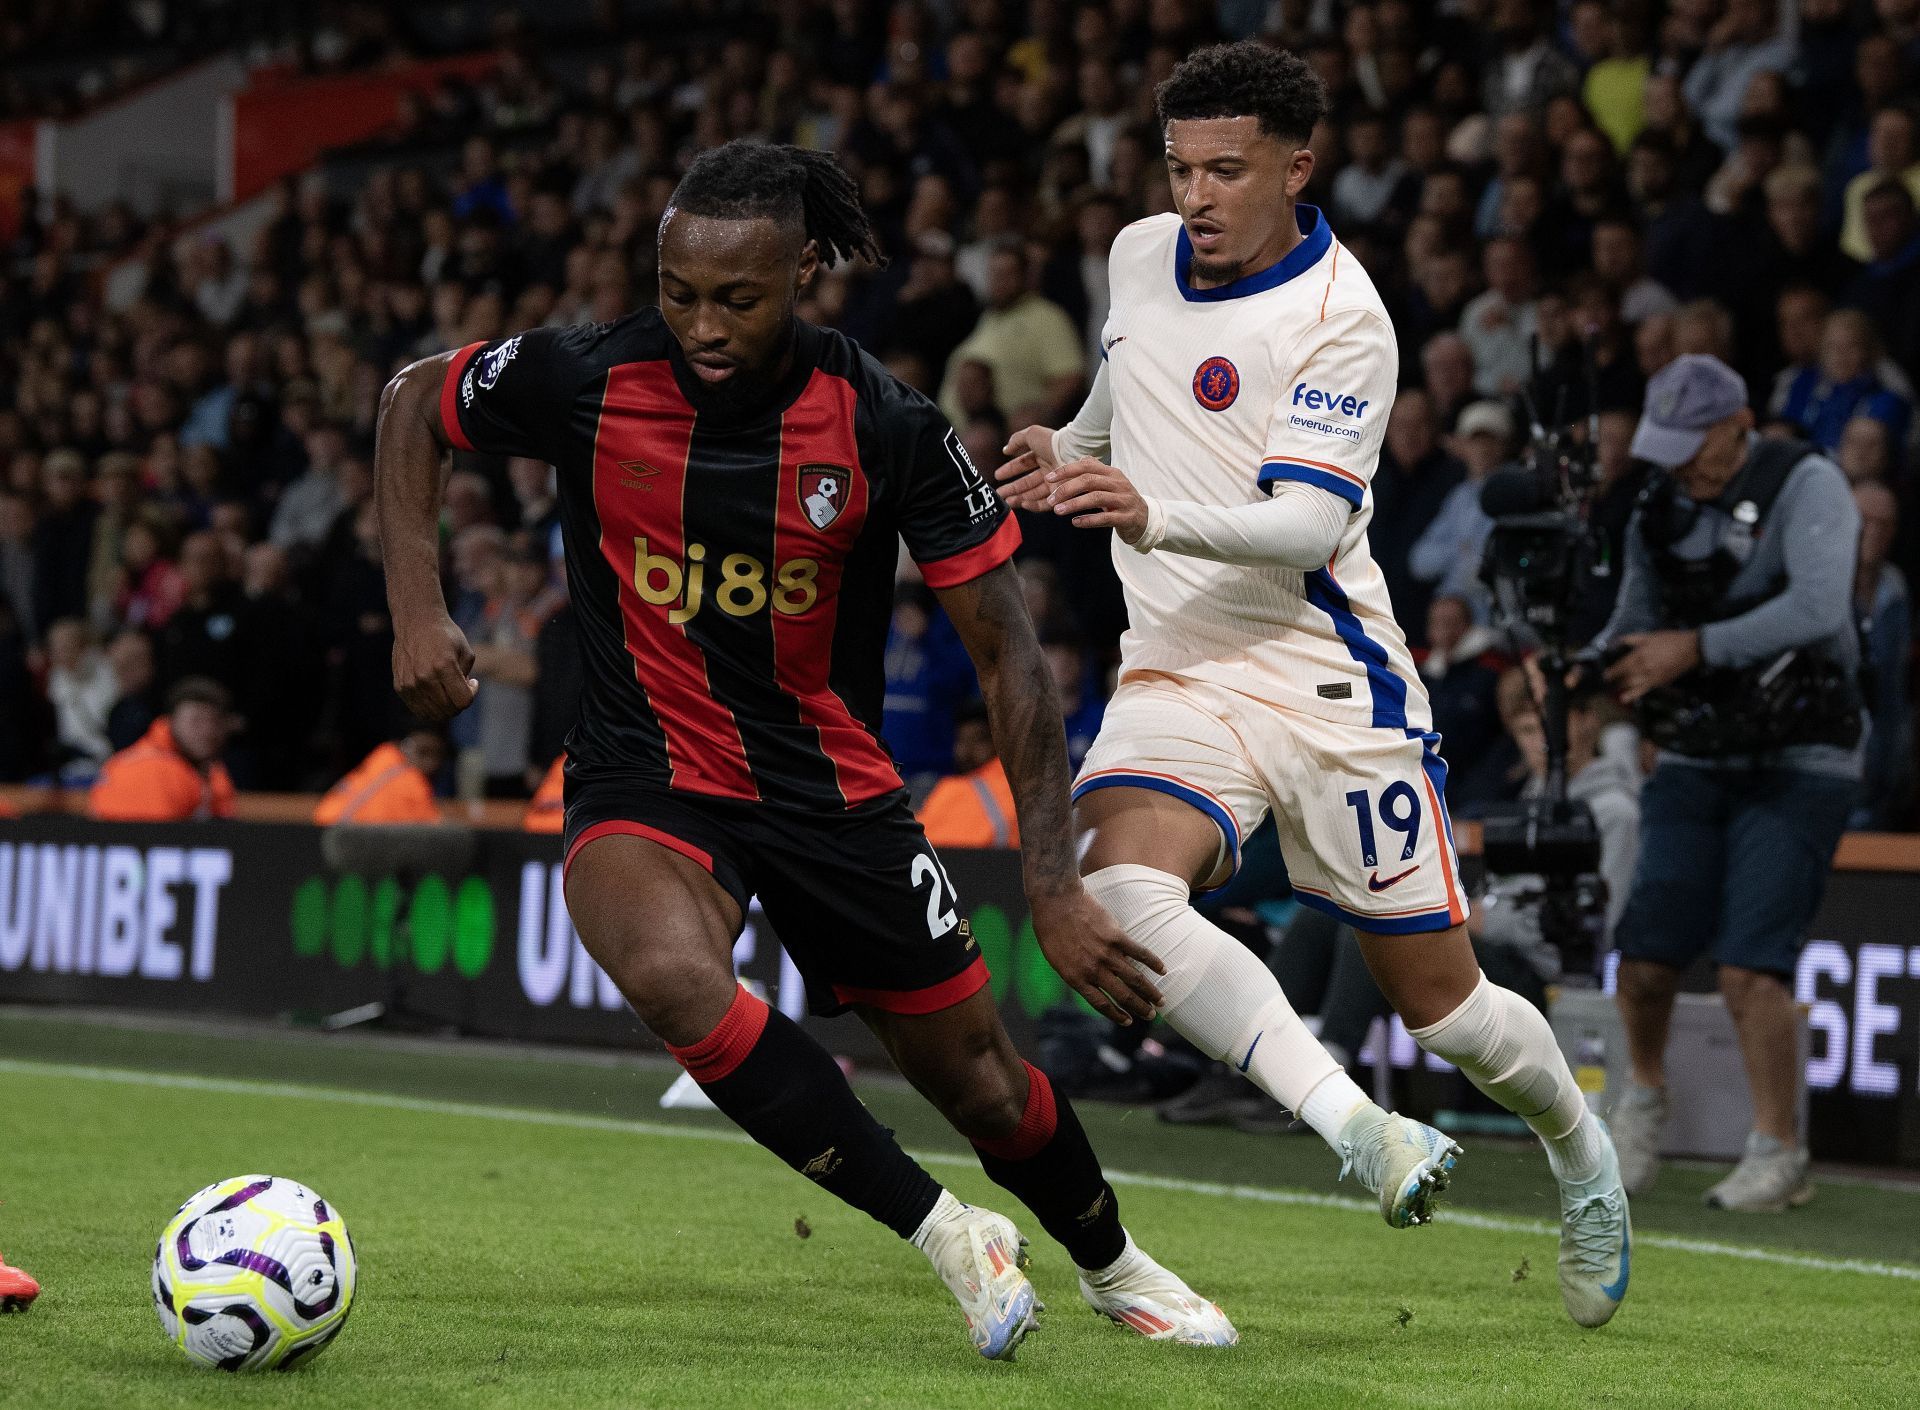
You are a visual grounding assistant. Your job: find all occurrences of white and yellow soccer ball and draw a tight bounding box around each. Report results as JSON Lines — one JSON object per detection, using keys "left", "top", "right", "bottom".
{"left": 151, "top": 1175, "right": 356, "bottom": 1371}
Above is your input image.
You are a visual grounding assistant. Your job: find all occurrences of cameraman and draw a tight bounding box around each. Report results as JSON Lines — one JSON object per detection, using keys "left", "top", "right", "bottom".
{"left": 1594, "top": 354, "right": 1861, "bottom": 1214}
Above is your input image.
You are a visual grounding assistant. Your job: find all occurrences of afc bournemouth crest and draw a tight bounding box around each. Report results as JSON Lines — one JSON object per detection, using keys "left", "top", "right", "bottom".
{"left": 799, "top": 463, "right": 849, "bottom": 529}
{"left": 1192, "top": 355, "right": 1240, "bottom": 411}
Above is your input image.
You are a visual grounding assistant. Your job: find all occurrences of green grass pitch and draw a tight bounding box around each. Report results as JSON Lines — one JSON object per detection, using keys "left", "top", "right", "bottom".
{"left": 2, "top": 1011, "right": 1917, "bottom": 1409}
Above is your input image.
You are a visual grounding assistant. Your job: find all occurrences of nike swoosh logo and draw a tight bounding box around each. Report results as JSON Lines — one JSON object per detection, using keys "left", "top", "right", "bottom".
{"left": 1600, "top": 1227, "right": 1630, "bottom": 1301}
{"left": 1237, "top": 1031, "right": 1262, "bottom": 1073}
{"left": 1368, "top": 865, "right": 1420, "bottom": 893}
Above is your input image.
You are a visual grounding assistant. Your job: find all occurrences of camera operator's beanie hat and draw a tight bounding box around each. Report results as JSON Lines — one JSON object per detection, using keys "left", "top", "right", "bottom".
{"left": 1631, "top": 354, "right": 1748, "bottom": 467}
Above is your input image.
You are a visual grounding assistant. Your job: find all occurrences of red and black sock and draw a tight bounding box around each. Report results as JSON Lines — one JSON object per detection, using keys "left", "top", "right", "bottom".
{"left": 666, "top": 988, "right": 942, "bottom": 1240}
{"left": 971, "top": 1062, "right": 1126, "bottom": 1271}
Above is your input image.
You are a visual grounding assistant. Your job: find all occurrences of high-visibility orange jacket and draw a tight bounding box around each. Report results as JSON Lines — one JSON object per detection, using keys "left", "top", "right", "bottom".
{"left": 313, "top": 742, "right": 442, "bottom": 825}
{"left": 916, "top": 759, "right": 1019, "bottom": 849}
{"left": 89, "top": 720, "right": 236, "bottom": 822}
{"left": 524, "top": 755, "right": 564, "bottom": 833}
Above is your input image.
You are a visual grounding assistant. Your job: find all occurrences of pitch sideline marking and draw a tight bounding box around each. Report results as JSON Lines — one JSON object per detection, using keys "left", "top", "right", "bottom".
{"left": 5, "top": 1057, "right": 1916, "bottom": 1285}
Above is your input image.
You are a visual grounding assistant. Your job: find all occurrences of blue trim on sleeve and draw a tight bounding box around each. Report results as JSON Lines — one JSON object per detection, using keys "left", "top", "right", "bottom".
{"left": 1303, "top": 568, "right": 1409, "bottom": 730}
{"left": 1258, "top": 461, "right": 1364, "bottom": 510}
{"left": 1291, "top": 890, "right": 1460, "bottom": 935}
{"left": 1173, "top": 205, "right": 1333, "bottom": 302}
{"left": 1071, "top": 772, "right": 1242, "bottom": 893}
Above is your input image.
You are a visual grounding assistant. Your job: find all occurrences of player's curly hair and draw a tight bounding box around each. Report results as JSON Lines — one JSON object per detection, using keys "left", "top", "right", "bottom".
{"left": 668, "top": 140, "right": 886, "bottom": 269}
{"left": 1154, "top": 40, "right": 1329, "bottom": 146}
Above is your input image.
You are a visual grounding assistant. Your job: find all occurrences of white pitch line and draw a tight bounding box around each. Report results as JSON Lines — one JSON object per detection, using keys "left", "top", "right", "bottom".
{"left": 6, "top": 1057, "right": 1917, "bottom": 1285}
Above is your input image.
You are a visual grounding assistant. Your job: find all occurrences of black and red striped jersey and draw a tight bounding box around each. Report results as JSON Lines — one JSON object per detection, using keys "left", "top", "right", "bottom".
{"left": 439, "top": 310, "right": 1020, "bottom": 810}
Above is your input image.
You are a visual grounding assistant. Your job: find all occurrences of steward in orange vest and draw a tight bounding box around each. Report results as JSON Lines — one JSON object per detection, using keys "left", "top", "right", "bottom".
{"left": 89, "top": 678, "right": 237, "bottom": 822}
{"left": 314, "top": 730, "right": 448, "bottom": 825}
{"left": 917, "top": 758, "right": 1019, "bottom": 848}
{"left": 524, "top": 754, "right": 564, "bottom": 833}
{"left": 915, "top": 707, "right": 1019, "bottom": 848}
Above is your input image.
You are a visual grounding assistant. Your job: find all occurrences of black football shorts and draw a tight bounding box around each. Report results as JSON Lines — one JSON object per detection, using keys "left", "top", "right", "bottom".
{"left": 562, "top": 777, "right": 988, "bottom": 1016}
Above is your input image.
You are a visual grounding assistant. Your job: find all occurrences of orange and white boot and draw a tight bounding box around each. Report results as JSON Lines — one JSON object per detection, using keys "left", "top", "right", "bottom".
{"left": 0, "top": 1250, "right": 40, "bottom": 1312}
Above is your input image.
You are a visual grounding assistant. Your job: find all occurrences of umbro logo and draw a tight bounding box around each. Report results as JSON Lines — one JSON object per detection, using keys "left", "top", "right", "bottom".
{"left": 1367, "top": 865, "right": 1420, "bottom": 893}
{"left": 618, "top": 459, "right": 660, "bottom": 490}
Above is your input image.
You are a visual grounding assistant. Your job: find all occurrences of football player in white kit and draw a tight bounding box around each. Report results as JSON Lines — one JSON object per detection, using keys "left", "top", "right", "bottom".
{"left": 996, "top": 43, "right": 1629, "bottom": 1328}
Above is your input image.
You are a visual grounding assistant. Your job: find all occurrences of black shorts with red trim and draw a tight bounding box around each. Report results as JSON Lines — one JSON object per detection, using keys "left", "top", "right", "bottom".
{"left": 563, "top": 775, "right": 988, "bottom": 1018}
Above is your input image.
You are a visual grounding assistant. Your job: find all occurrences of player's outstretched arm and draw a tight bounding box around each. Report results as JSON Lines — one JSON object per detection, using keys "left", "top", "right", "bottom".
{"left": 936, "top": 562, "right": 1166, "bottom": 1025}
{"left": 1046, "top": 459, "right": 1350, "bottom": 570}
{"left": 374, "top": 351, "right": 479, "bottom": 723}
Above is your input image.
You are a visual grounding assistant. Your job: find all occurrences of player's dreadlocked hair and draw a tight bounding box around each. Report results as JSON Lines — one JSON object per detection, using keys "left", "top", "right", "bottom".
{"left": 668, "top": 140, "right": 886, "bottom": 269}
{"left": 1155, "top": 40, "right": 1328, "bottom": 146}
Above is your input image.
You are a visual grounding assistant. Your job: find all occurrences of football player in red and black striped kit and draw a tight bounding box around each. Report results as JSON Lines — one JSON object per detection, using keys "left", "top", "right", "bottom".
{"left": 375, "top": 141, "right": 1234, "bottom": 1357}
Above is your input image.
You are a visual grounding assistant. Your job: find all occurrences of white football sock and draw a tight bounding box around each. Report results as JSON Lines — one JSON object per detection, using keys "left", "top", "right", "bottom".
{"left": 1084, "top": 864, "right": 1375, "bottom": 1152}
{"left": 910, "top": 1189, "right": 966, "bottom": 1251}
{"left": 1409, "top": 974, "right": 1600, "bottom": 1184}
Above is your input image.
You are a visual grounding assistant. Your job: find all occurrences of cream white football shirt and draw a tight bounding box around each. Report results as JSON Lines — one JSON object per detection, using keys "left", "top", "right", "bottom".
{"left": 1056, "top": 206, "right": 1431, "bottom": 734}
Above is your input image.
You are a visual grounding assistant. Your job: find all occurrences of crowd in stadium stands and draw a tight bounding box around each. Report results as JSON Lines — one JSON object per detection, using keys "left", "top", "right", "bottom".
{"left": 2, "top": 0, "right": 1917, "bottom": 829}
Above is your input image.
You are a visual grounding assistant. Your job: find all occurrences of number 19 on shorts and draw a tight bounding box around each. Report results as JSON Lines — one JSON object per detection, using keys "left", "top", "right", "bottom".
{"left": 1345, "top": 784, "right": 1422, "bottom": 868}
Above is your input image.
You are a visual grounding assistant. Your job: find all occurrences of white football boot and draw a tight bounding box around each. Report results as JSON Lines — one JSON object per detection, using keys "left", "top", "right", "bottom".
{"left": 913, "top": 1192, "right": 1040, "bottom": 1360}
{"left": 1557, "top": 1122, "right": 1631, "bottom": 1328}
{"left": 1338, "top": 1109, "right": 1462, "bottom": 1228}
{"left": 1078, "top": 1231, "right": 1238, "bottom": 1347}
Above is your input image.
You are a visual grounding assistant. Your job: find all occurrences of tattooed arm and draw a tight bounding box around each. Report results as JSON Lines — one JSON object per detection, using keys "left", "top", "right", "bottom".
{"left": 936, "top": 562, "right": 1165, "bottom": 1023}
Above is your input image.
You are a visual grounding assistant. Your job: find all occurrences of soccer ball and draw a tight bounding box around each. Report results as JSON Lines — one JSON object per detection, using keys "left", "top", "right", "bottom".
{"left": 151, "top": 1175, "right": 357, "bottom": 1371}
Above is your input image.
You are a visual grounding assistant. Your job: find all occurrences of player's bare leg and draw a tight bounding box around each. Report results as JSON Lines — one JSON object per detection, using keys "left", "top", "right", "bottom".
{"left": 1076, "top": 787, "right": 1459, "bottom": 1228}
{"left": 565, "top": 835, "right": 1034, "bottom": 1359}
{"left": 861, "top": 989, "right": 1236, "bottom": 1347}
{"left": 1356, "top": 926, "right": 1630, "bottom": 1327}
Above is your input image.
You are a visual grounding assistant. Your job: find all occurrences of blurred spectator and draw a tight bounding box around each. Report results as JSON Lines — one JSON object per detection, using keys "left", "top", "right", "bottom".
{"left": 916, "top": 701, "right": 1017, "bottom": 849}
{"left": 883, "top": 582, "right": 977, "bottom": 791}
{"left": 1839, "top": 108, "right": 1920, "bottom": 263}
{"left": 44, "top": 618, "right": 116, "bottom": 772}
{"left": 270, "top": 425, "right": 349, "bottom": 551}
{"left": 88, "top": 677, "right": 236, "bottom": 822}
{"left": 1589, "top": 216, "right": 1676, "bottom": 325}
{"left": 156, "top": 531, "right": 253, "bottom": 701}
{"left": 1682, "top": 0, "right": 1794, "bottom": 152}
{"left": 1041, "top": 627, "right": 1105, "bottom": 772}
{"left": 1581, "top": 4, "right": 1650, "bottom": 154}
{"left": 32, "top": 450, "right": 97, "bottom": 633}
{"left": 1482, "top": 0, "right": 1580, "bottom": 117}
{"left": 313, "top": 727, "right": 447, "bottom": 826}
{"left": 1842, "top": 179, "right": 1920, "bottom": 374}
{"left": 0, "top": 492, "right": 36, "bottom": 642}
{"left": 1417, "top": 596, "right": 1508, "bottom": 806}
{"left": 938, "top": 245, "right": 1085, "bottom": 424}
{"left": 1854, "top": 480, "right": 1912, "bottom": 829}
{"left": 1766, "top": 286, "right": 1833, "bottom": 418}
{"left": 1837, "top": 417, "right": 1896, "bottom": 486}
{"left": 1419, "top": 332, "right": 1478, "bottom": 431}
{"left": 1372, "top": 388, "right": 1465, "bottom": 646}
{"left": 883, "top": 233, "right": 981, "bottom": 380}
{"left": 115, "top": 516, "right": 186, "bottom": 630}
{"left": 1628, "top": 134, "right": 1720, "bottom": 301}
{"left": 1459, "top": 237, "right": 1540, "bottom": 396}
{"left": 1410, "top": 399, "right": 1514, "bottom": 615}
{"left": 466, "top": 536, "right": 552, "bottom": 798}
{"left": 104, "top": 629, "right": 157, "bottom": 753}
{"left": 1776, "top": 310, "right": 1912, "bottom": 454}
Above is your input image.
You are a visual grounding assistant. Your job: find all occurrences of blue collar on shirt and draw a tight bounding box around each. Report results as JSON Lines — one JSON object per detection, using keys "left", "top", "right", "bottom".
{"left": 1172, "top": 203, "right": 1332, "bottom": 302}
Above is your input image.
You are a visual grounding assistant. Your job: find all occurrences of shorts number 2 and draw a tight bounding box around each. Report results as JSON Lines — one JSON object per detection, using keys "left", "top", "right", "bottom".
{"left": 910, "top": 851, "right": 959, "bottom": 938}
